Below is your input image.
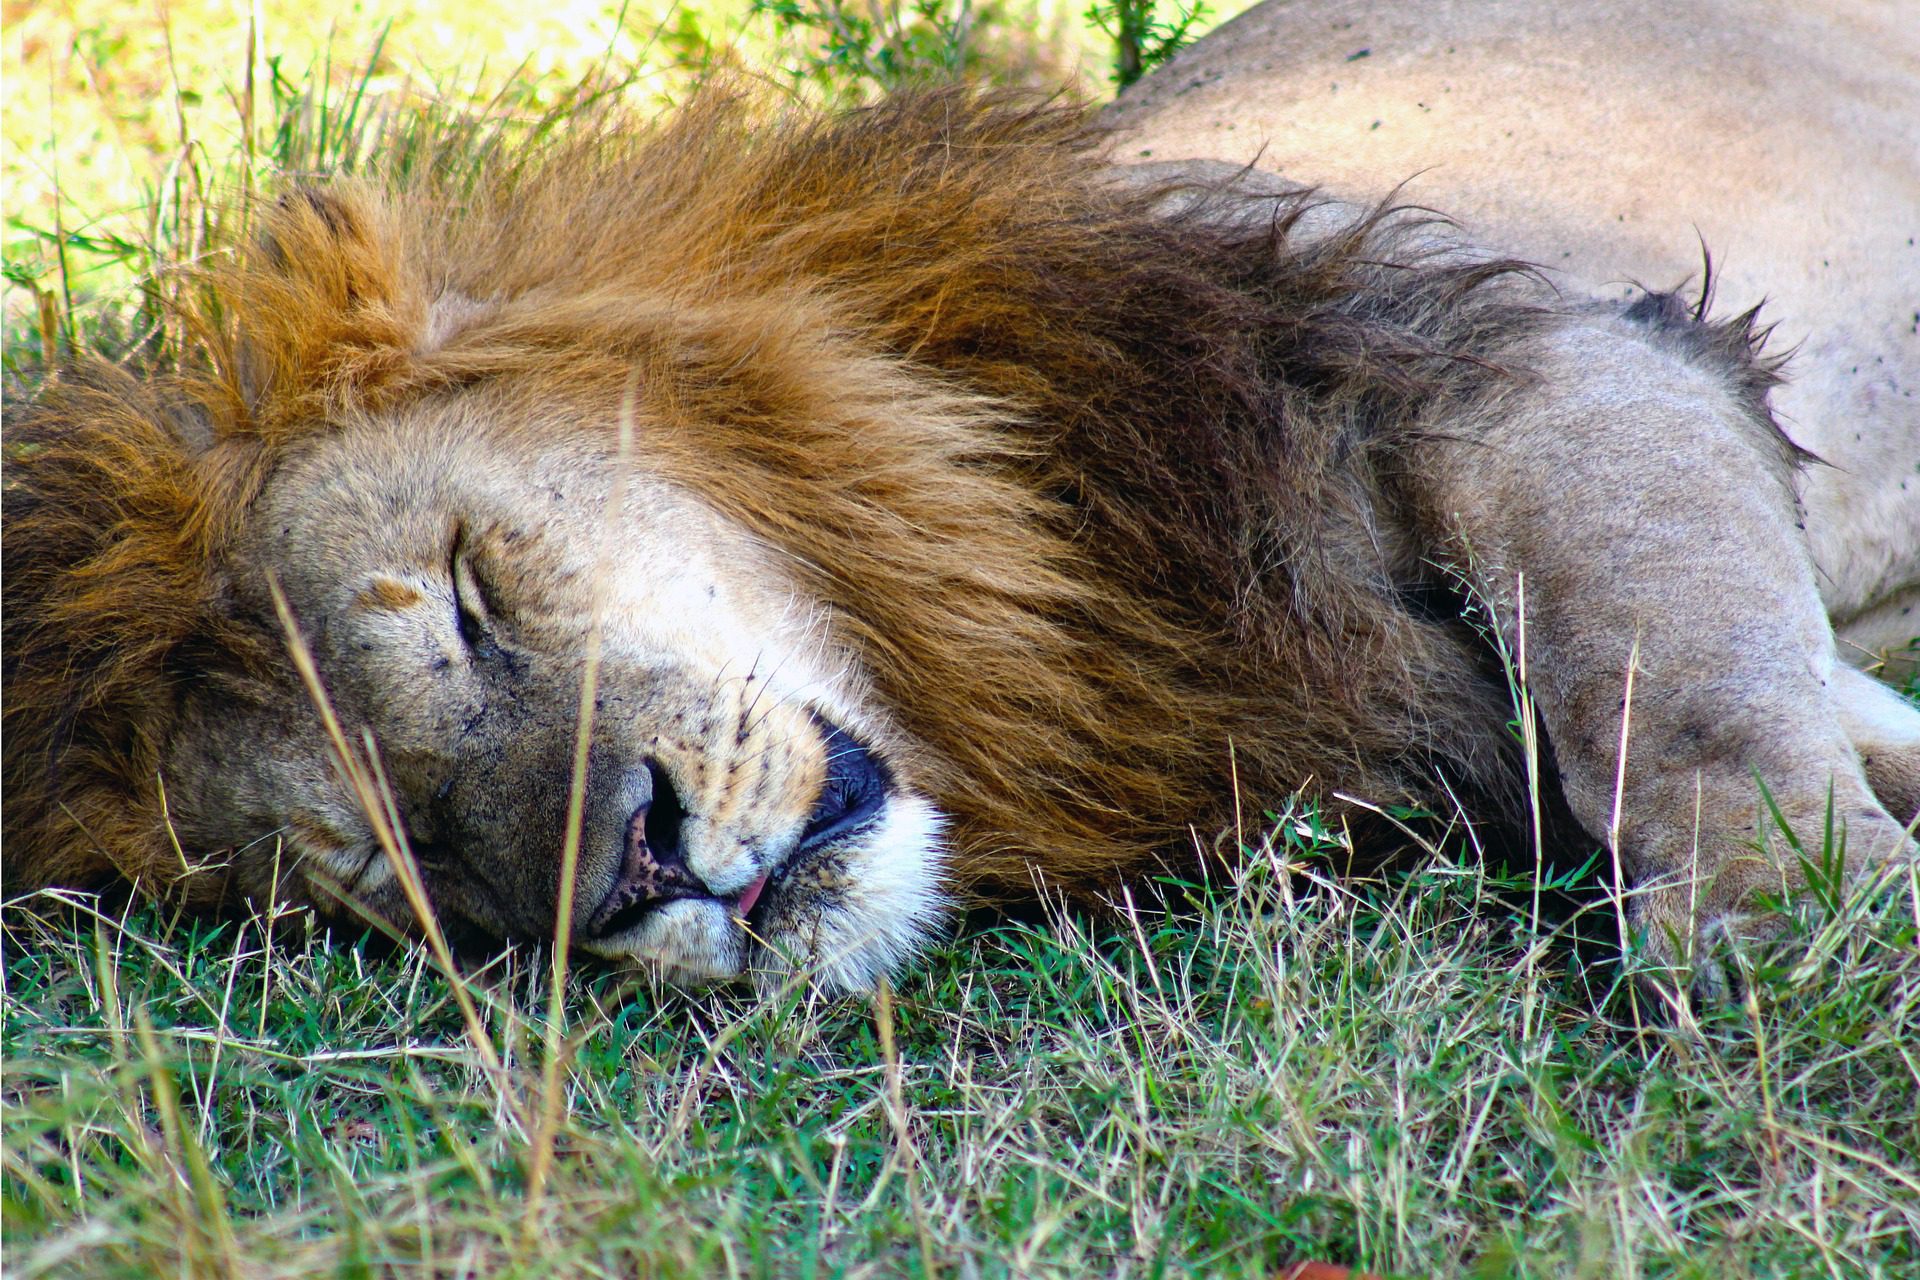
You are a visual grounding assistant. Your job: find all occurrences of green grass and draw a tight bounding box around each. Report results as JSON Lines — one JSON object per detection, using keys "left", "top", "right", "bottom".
{"left": 7, "top": 837, "right": 1919, "bottom": 1278}
{"left": 6, "top": 12, "right": 1920, "bottom": 1278}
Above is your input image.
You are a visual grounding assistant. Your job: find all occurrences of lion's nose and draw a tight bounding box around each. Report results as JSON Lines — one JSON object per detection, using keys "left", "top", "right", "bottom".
{"left": 586, "top": 760, "right": 706, "bottom": 935}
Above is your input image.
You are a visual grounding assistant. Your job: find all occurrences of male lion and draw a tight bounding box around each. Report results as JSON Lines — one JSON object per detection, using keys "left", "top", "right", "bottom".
{"left": 6, "top": 15, "right": 1917, "bottom": 994}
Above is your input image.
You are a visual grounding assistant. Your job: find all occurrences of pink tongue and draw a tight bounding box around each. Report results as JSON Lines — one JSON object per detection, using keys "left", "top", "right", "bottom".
{"left": 736, "top": 871, "right": 771, "bottom": 919}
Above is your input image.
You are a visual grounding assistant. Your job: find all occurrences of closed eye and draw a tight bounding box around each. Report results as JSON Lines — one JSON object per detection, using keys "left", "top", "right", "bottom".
{"left": 449, "top": 524, "right": 498, "bottom": 655}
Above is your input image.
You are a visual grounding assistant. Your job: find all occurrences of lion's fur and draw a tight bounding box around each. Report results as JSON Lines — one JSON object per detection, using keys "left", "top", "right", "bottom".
{"left": 10, "top": 87, "right": 1890, "bottom": 964}
{"left": 5, "top": 360, "right": 275, "bottom": 894}
{"left": 1108, "top": 0, "right": 1920, "bottom": 660}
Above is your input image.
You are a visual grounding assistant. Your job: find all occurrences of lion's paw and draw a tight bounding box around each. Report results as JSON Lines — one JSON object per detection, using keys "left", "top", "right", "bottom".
{"left": 1627, "top": 813, "right": 1917, "bottom": 1010}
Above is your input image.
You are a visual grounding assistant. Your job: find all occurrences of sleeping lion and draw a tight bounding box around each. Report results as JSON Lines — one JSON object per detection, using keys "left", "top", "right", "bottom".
{"left": 6, "top": 0, "right": 1917, "bottom": 997}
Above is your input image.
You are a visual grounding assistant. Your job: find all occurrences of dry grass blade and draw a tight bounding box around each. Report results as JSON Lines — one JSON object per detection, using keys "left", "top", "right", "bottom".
{"left": 266, "top": 575, "right": 510, "bottom": 1091}
{"left": 1607, "top": 632, "right": 1646, "bottom": 1034}
{"left": 132, "top": 1007, "right": 241, "bottom": 1278}
{"left": 523, "top": 372, "right": 643, "bottom": 1238}
{"left": 875, "top": 976, "right": 941, "bottom": 1278}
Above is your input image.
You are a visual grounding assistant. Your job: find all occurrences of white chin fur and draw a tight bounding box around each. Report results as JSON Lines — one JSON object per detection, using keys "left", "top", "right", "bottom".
{"left": 580, "top": 897, "right": 746, "bottom": 983}
{"left": 761, "top": 791, "right": 951, "bottom": 994}
{"left": 589, "top": 792, "right": 951, "bottom": 992}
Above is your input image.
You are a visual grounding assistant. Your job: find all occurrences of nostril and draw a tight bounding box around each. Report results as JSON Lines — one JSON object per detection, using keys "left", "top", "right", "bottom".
{"left": 641, "top": 758, "right": 686, "bottom": 865}
{"left": 591, "top": 760, "right": 701, "bottom": 937}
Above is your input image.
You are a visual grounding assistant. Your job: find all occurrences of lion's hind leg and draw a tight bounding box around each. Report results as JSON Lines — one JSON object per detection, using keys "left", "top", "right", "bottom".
{"left": 1407, "top": 303, "right": 1917, "bottom": 998}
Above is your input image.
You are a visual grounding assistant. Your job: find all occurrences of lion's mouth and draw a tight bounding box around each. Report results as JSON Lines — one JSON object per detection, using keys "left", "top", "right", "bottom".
{"left": 585, "top": 719, "right": 890, "bottom": 946}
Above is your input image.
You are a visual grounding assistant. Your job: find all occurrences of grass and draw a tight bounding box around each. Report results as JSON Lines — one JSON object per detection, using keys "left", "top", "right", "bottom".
{"left": 2, "top": 0, "right": 1099, "bottom": 373}
{"left": 6, "top": 8, "right": 1920, "bottom": 1278}
{"left": 6, "top": 834, "right": 1919, "bottom": 1277}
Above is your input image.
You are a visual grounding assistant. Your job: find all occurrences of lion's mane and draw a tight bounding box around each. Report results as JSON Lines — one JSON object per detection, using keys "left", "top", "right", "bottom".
{"left": 7, "top": 88, "right": 1621, "bottom": 902}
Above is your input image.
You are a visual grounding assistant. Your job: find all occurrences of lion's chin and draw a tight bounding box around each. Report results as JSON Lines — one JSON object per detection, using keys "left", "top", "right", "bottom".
{"left": 586, "top": 793, "right": 952, "bottom": 994}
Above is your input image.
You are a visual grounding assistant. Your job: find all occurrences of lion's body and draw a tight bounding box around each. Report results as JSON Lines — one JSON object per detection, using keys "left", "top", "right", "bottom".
{"left": 6, "top": 24, "right": 1917, "bottom": 989}
{"left": 1107, "top": 0, "right": 1920, "bottom": 659}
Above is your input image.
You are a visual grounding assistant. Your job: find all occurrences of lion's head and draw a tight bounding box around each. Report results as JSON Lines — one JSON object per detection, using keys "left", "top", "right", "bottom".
{"left": 169, "top": 393, "right": 956, "bottom": 987}
{"left": 6, "top": 89, "right": 1538, "bottom": 988}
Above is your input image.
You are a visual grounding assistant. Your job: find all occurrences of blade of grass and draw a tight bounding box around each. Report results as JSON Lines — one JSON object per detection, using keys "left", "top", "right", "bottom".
{"left": 267, "top": 575, "right": 511, "bottom": 1095}
{"left": 1607, "top": 632, "right": 1646, "bottom": 1034}
{"left": 523, "top": 368, "right": 643, "bottom": 1241}
{"left": 133, "top": 1006, "right": 241, "bottom": 1277}
{"left": 876, "top": 975, "right": 941, "bottom": 1278}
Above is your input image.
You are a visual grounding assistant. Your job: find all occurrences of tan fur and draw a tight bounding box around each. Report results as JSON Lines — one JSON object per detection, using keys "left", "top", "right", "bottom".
{"left": 1107, "top": 0, "right": 1920, "bottom": 666}
{"left": 1105, "top": 0, "right": 1920, "bottom": 986}
{"left": 5, "top": 83, "right": 1914, "bottom": 991}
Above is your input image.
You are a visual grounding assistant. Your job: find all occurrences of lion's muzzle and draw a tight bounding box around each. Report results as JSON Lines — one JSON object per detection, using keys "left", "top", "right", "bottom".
{"left": 582, "top": 719, "right": 889, "bottom": 948}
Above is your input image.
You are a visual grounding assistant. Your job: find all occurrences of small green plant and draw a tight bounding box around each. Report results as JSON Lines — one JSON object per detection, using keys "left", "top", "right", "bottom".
{"left": 747, "top": 0, "right": 1205, "bottom": 98}
{"left": 751, "top": 0, "right": 979, "bottom": 97}
{"left": 1085, "top": 0, "right": 1207, "bottom": 87}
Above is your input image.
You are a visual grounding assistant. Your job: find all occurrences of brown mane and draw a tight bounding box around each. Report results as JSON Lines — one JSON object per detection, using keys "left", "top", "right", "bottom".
{"left": 5, "top": 87, "right": 1541, "bottom": 903}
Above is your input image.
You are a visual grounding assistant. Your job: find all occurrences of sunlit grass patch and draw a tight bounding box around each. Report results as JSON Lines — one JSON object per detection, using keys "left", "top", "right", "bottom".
{"left": 2, "top": 0, "right": 1159, "bottom": 367}
{"left": 3, "top": 0, "right": 1271, "bottom": 383}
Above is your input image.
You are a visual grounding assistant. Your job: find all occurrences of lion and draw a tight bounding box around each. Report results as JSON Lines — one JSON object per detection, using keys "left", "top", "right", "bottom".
{"left": 5, "top": 36, "right": 1916, "bottom": 993}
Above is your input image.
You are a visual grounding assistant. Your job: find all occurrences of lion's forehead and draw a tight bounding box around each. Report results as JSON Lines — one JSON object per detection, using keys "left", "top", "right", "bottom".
{"left": 255, "top": 399, "right": 881, "bottom": 744}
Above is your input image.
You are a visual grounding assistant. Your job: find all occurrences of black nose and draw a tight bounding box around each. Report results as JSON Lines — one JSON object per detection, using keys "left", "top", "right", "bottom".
{"left": 587, "top": 760, "right": 703, "bottom": 936}
{"left": 800, "top": 723, "right": 888, "bottom": 852}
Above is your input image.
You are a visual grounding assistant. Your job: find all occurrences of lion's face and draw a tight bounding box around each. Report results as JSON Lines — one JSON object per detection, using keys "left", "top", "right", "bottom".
{"left": 163, "top": 396, "right": 947, "bottom": 990}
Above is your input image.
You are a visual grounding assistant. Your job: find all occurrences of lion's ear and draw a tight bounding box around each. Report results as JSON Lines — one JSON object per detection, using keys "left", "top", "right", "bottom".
{"left": 222, "top": 182, "right": 425, "bottom": 432}
{"left": 2, "top": 363, "right": 233, "bottom": 892}
{"left": 255, "top": 187, "right": 387, "bottom": 297}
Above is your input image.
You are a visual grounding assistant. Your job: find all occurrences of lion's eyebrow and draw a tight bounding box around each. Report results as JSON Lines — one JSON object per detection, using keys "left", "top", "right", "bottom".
{"left": 355, "top": 577, "right": 426, "bottom": 611}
